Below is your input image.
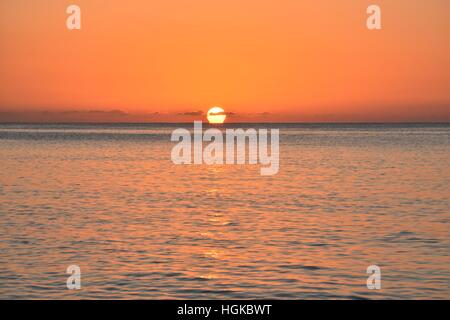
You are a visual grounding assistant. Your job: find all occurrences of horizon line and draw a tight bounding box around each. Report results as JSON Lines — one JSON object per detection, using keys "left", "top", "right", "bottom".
{"left": 1, "top": 121, "right": 449, "bottom": 125}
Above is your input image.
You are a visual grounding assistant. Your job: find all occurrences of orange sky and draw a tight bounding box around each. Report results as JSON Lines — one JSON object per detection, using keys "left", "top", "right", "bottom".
{"left": 0, "top": 0, "right": 449, "bottom": 122}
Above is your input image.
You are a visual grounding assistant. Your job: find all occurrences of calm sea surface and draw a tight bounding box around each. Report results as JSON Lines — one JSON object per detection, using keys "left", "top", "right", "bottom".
{"left": 0, "top": 123, "right": 449, "bottom": 299}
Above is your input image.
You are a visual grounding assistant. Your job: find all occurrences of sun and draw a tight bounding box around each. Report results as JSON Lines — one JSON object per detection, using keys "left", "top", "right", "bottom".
{"left": 207, "top": 107, "right": 226, "bottom": 124}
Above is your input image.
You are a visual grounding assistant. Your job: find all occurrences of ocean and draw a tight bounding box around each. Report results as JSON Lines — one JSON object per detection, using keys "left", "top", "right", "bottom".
{"left": 0, "top": 123, "right": 449, "bottom": 299}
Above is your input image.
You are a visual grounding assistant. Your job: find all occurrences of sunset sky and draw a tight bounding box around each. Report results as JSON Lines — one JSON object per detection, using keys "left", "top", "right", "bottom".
{"left": 0, "top": 0, "right": 449, "bottom": 122}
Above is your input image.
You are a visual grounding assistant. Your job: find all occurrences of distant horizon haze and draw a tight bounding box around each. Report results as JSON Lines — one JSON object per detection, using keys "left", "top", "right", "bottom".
{"left": 0, "top": 105, "right": 449, "bottom": 123}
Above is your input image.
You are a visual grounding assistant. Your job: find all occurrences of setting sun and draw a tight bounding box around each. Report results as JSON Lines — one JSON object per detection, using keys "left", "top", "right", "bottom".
{"left": 207, "top": 107, "right": 226, "bottom": 124}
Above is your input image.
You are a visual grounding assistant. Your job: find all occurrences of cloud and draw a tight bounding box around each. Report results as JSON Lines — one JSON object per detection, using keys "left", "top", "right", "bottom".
{"left": 208, "top": 111, "right": 236, "bottom": 117}
{"left": 61, "top": 109, "right": 129, "bottom": 116}
{"left": 177, "top": 111, "right": 204, "bottom": 116}
{"left": 0, "top": 109, "right": 132, "bottom": 122}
